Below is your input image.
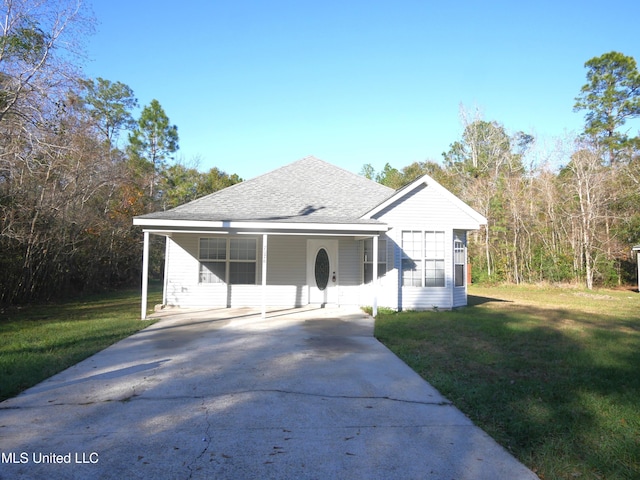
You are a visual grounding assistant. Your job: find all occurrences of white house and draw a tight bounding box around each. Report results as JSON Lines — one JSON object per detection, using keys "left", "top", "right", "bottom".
{"left": 133, "top": 157, "right": 487, "bottom": 319}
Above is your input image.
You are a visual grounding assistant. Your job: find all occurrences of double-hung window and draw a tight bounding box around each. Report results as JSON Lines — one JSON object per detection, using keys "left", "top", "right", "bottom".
{"left": 401, "top": 231, "right": 423, "bottom": 286}
{"left": 454, "top": 234, "right": 466, "bottom": 287}
{"left": 229, "top": 238, "right": 257, "bottom": 284}
{"left": 363, "top": 238, "right": 387, "bottom": 284}
{"left": 424, "top": 231, "right": 445, "bottom": 287}
{"left": 402, "top": 230, "right": 445, "bottom": 287}
{"left": 199, "top": 237, "right": 257, "bottom": 284}
{"left": 199, "top": 238, "right": 226, "bottom": 283}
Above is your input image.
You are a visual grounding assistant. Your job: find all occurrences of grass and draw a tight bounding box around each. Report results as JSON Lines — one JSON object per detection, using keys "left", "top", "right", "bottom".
{"left": 375, "top": 284, "right": 640, "bottom": 480}
{"left": 0, "top": 285, "right": 161, "bottom": 402}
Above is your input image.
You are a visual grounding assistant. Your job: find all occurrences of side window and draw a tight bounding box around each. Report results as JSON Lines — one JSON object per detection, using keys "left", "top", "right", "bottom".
{"left": 454, "top": 234, "right": 466, "bottom": 287}
{"left": 363, "top": 238, "right": 387, "bottom": 284}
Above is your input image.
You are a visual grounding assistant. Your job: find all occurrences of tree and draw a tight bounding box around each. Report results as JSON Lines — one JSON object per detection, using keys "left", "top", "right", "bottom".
{"left": 559, "top": 142, "right": 611, "bottom": 289}
{"left": 574, "top": 51, "right": 640, "bottom": 165}
{"left": 443, "top": 116, "right": 531, "bottom": 280}
{"left": 158, "top": 162, "right": 242, "bottom": 210}
{"left": 79, "top": 77, "right": 138, "bottom": 149}
{"left": 375, "top": 163, "right": 404, "bottom": 189}
{"left": 0, "top": 0, "right": 93, "bottom": 125}
{"left": 360, "top": 163, "right": 375, "bottom": 180}
{"left": 128, "top": 99, "right": 179, "bottom": 196}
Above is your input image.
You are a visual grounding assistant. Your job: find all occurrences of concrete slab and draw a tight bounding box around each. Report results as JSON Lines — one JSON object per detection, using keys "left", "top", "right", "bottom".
{"left": 0, "top": 306, "right": 539, "bottom": 479}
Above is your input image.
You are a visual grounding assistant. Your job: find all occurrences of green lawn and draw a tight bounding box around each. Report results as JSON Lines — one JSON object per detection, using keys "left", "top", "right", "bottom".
{"left": 375, "top": 285, "right": 640, "bottom": 480}
{"left": 0, "top": 286, "right": 160, "bottom": 402}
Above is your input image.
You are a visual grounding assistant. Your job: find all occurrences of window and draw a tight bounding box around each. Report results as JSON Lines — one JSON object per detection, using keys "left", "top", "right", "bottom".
{"left": 199, "top": 237, "right": 257, "bottom": 284}
{"left": 229, "top": 238, "right": 257, "bottom": 284}
{"left": 401, "top": 231, "right": 422, "bottom": 287}
{"left": 363, "top": 238, "right": 387, "bottom": 284}
{"left": 199, "top": 238, "right": 226, "bottom": 283}
{"left": 454, "top": 234, "right": 466, "bottom": 287}
{"left": 424, "top": 231, "right": 445, "bottom": 287}
{"left": 402, "top": 230, "right": 445, "bottom": 287}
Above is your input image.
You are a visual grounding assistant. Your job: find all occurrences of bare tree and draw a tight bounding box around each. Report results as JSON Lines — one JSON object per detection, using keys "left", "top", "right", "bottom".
{"left": 562, "top": 142, "right": 611, "bottom": 289}
{"left": 0, "top": 0, "right": 93, "bottom": 120}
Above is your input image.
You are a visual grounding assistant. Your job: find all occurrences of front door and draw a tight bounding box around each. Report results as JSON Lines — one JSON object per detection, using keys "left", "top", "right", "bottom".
{"left": 307, "top": 239, "right": 338, "bottom": 305}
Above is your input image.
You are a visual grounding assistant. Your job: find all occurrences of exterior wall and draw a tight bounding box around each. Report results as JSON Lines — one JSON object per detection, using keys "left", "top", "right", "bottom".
{"left": 374, "top": 183, "right": 474, "bottom": 310}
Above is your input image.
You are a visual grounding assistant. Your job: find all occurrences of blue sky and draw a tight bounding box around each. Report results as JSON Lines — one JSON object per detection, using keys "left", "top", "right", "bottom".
{"left": 83, "top": 1, "right": 640, "bottom": 180}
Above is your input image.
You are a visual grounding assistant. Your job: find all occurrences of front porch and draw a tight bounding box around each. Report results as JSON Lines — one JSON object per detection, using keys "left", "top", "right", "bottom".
{"left": 139, "top": 228, "right": 387, "bottom": 320}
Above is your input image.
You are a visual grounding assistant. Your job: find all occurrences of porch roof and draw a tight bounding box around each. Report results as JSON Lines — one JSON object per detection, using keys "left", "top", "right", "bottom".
{"left": 134, "top": 157, "right": 394, "bottom": 230}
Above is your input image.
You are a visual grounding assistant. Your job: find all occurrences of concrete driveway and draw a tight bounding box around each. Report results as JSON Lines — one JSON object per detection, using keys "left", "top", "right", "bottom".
{"left": 0, "top": 306, "right": 538, "bottom": 480}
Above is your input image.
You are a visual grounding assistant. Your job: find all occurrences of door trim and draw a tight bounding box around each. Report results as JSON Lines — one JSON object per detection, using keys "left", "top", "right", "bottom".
{"left": 307, "top": 239, "right": 338, "bottom": 305}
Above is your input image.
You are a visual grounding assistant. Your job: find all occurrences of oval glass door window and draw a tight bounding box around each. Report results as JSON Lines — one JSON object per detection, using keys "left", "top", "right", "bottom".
{"left": 314, "top": 248, "right": 330, "bottom": 291}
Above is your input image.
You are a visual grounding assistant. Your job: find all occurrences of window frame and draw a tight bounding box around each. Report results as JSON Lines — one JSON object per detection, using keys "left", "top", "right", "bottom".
{"left": 424, "top": 231, "right": 445, "bottom": 288}
{"left": 198, "top": 237, "right": 258, "bottom": 285}
{"left": 401, "top": 230, "right": 446, "bottom": 288}
{"left": 199, "top": 237, "right": 227, "bottom": 284}
{"left": 454, "top": 234, "right": 466, "bottom": 287}
{"left": 363, "top": 237, "right": 387, "bottom": 285}
{"left": 401, "top": 230, "right": 423, "bottom": 287}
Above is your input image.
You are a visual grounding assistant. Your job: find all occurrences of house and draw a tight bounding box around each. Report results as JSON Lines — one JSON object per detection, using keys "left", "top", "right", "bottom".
{"left": 133, "top": 156, "right": 487, "bottom": 319}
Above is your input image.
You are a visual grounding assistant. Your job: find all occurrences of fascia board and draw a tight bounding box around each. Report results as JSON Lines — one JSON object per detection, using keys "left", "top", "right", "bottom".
{"left": 133, "top": 218, "right": 389, "bottom": 233}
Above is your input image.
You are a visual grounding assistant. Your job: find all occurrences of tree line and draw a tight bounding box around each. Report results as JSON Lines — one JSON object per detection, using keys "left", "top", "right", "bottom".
{"left": 0, "top": 0, "right": 240, "bottom": 305}
{"left": 2, "top": 1, "right": 638, "bottom": 306}
{"left": 363, "top": 52, "right": 640, "bottom": 289}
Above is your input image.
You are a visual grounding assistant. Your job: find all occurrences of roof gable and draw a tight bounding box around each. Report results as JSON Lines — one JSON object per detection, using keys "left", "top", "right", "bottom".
{"left": 363, "top": 174, "right": 487, "bottom": 226}
{"left": 137, "top": 156, "right": 394, "bottom": 224}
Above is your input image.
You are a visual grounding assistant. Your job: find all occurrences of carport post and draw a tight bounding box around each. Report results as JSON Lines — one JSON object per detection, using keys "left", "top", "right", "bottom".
{"left": 372, "top": 235, "right": 378, "bottom": 317}
{"left": 141, "top": 231, "right": 150, "bottom": 320}
{"left": 262, "top": 234, "right": 268, "bottom": 319}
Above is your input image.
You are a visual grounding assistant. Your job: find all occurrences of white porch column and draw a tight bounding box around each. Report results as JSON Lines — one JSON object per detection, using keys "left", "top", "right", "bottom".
{"left": 372, "top": 235, "right": 378, "bottom": 317}
{"left": 141, "top": 231, "right": 150, "bottom": 320}
{"left": 637, "top": 251, "right": 640, "bottom": 293}
{"left": 262, "top": 234, "right": 268, "bottom": 319}
{"left": 162, "top": 235, "right": 169, "bottom": 306}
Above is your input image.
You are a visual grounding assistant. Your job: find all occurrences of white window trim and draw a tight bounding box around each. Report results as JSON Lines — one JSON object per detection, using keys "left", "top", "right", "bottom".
{"left": 401, "top": 230, "right": 446, "bottom": 288}
{"left": 198, "top": 237, "right": 258, "bottom": 285}
{"left": 363, "top": 237, "right": 387, "bottom": 284}
{"left": 454, "top": 234, "right": 466, "bottom": 288}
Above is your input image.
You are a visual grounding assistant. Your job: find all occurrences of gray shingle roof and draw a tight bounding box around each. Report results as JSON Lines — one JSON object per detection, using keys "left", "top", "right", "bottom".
{"left": 137, "top": 156, "right": 395, "bottom": 224}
